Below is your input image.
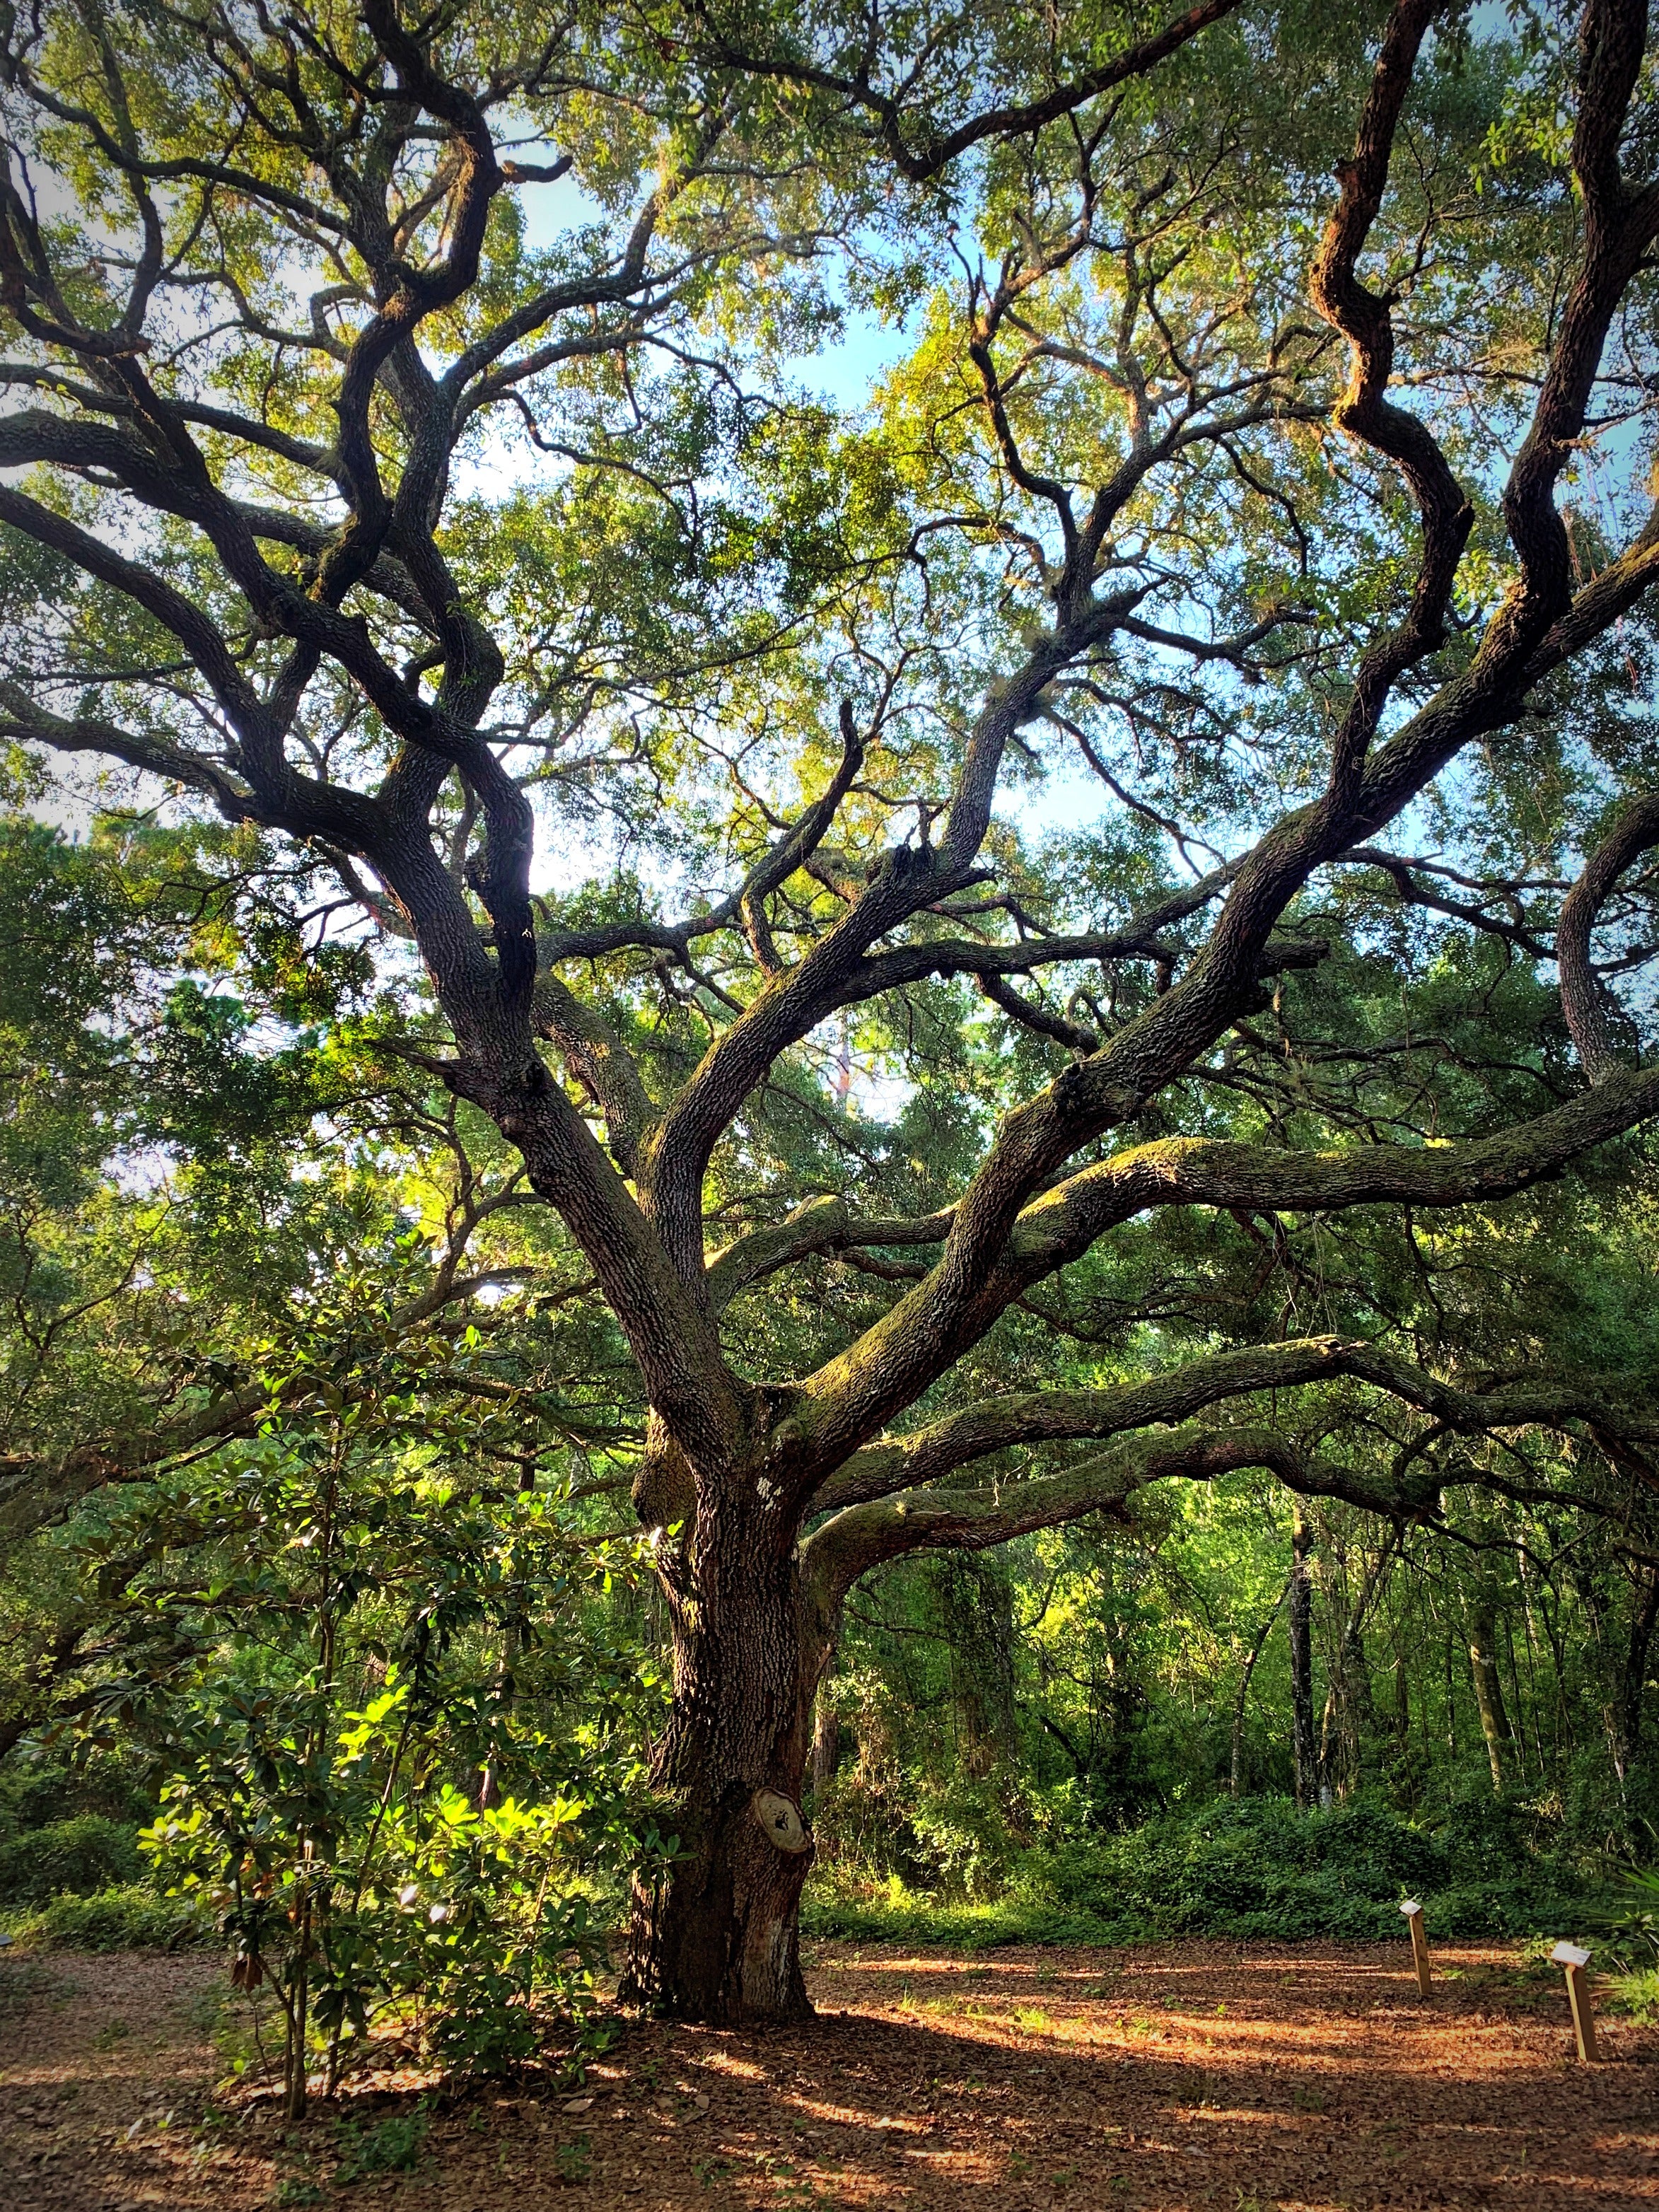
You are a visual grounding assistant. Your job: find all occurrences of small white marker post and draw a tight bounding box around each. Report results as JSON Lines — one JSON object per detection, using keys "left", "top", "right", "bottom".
{"left": 1550, "top": 1942, "right": 1599, "bottom": 2063}
{"left": 1399, "top": 1899, "right": 1431, "bottom": 1998}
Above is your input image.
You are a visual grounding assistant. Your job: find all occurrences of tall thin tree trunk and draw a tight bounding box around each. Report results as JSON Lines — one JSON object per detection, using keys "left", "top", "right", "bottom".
{"left": 1466, "top": 1600, "right": 1511, "bottom": 1793}
{"left": 1289, "top": 1506, "right": 1316, "bottom": 1811}
{"left": 285, "top": 1894, "right": 312, "bottom": 2122}
{"left": 1501, "top": 1612, "right": 1527, "bottom": 1782}
{"left": 810, "top": 1687, "right": 840, "bottom": 1799}
{"left": 1317, "top": 1681, "right": 1341, "bottom": 1800}
{"left": 1232, "top": 1578, "right": 1289, "bottom": 1797}
{"left": 936, "top": 1556, "right": 1017, "bottom": 1776}
{"left": 1319, "top": 1534, "right": 1394, "bottom": 1799}
{"left": 1619, "top": 1568, "right": 1659, "bottom": 1777}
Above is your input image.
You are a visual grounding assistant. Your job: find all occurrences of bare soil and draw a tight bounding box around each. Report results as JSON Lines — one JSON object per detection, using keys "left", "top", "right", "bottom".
{"left": 2, "top": 1938, "right": 1655, "bottom": 2210}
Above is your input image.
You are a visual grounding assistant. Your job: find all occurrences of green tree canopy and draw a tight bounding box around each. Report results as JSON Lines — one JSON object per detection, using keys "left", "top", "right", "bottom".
{"left": 6, "top": 0, "right": 1659, "bottom": 2022}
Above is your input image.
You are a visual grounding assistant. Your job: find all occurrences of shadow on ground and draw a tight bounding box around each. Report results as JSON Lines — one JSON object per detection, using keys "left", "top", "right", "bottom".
{"left": 2, "top": 1940, "right": 1655, "bottom": 2209}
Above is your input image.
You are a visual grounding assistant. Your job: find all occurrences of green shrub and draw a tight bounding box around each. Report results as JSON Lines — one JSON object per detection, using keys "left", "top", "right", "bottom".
{"left": 805, "top": 1793, "right": 1594, "bottom": 1947}
{"left": 802, "top": 1883, "right": 1112, "bottom": 1949}
{"left": 1609, "top": 1966, "right": 1659, "bottom": 2022}
{"left": 814, "top": 1766, "right": 1044, "bottom": 1901}
{"left": 4, "top": 1882, "right": 208, "bottom": 1950}
{"left": 0, "top": 1754, "right": 153, "bottom": 1838}
{"left": 1578, "top": 1863, "right": 1659, "bottom": 2018}
{"left": 1583, "top": 1864, "right": 1659, "bottom": 1967}
{"left": 0, "top": 1815, "right": 144, "bottom": 1907}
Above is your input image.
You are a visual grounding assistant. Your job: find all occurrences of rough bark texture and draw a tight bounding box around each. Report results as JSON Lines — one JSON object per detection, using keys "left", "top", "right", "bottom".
{"left": 8, "top": 0, "right": 1659, "bottom": 2025}
{"left": 617, "top": 1482, "right": 824, "bottom": 2022}
{"left": 621, "top": 1784, "right": 815, "bottom": 2024}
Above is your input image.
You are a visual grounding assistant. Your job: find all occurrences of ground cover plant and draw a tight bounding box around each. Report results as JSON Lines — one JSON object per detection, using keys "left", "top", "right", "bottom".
{"left": 4, "top": 0, "right": 1659, "bottom": 2072}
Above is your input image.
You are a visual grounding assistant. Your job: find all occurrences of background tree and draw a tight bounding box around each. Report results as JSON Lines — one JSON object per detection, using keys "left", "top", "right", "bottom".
{"left": 6, "top": 0, "right": 1659, "bottom": 2027}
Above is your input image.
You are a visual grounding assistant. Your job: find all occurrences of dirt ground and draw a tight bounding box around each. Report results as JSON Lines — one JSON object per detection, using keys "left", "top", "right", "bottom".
{"left": 2, "top": 1938, "right": 1656, "bottom": 2211}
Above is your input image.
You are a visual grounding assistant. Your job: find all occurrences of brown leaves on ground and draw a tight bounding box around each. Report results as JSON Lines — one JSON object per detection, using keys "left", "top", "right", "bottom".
{"left": 1, "top": 1939, "right": 1655, "bottom": 2211}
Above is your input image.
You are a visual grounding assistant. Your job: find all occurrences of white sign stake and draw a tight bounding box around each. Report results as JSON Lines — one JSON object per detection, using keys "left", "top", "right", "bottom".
{"left": 1550, "top": 1942, "right": 1599, "bottom": 2062}
{"left": 1399, "top": 1899, "right": 1431, "bottom": 1998}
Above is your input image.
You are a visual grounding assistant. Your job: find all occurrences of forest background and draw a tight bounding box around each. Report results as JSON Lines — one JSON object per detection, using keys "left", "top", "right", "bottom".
{"left": 4, "top": 0, "right": 1659, "bottom": 2098}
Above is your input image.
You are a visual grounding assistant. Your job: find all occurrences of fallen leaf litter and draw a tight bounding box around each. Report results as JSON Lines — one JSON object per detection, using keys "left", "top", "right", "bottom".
{"left": 1, "top": 1938, "right": 1655, "bottom": 2209}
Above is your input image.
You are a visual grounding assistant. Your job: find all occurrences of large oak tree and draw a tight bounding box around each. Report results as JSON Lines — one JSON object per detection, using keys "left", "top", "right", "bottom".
{"left": 7, "top": 0, "right": 1659, "bottom": 2020}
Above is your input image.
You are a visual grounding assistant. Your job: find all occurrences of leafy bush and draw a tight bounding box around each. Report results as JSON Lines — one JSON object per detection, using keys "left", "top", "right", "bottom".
{"left": 814, "top": 1763, "right": 1047, "bottom": 1901}
{"left": 805, "top": 1793, "right": 1594, "bottom": 1947}
{"left": 802, "top": 1882, "right": 1095, "bottom": 1950}
{"left": 64, "top": 1287, "right": 669, "bottom": 2116}
{"left": 144, "top": 1679, "right": 636, "bottom": 2089}
{"left": 1583, "top": 1864, "right": 1659, "bottom": 1967}
{"left": 1609, "top": 1967, "right": 1659, "bottom": 2022}
{"left": 0, "top": 1755, "right": 152, "bottom": 1838}
{"left": 4, "top": 1882, "right": 208, "bottom": 1950}
{"left": 1581, "top": 1863, "right": 1659, "bottom": 2017}
{"left": 0, "top": 1815, "right": 144, "bottom": 1907}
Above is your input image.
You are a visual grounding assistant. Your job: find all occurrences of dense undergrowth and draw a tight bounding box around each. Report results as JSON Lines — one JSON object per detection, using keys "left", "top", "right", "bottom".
{"left": 0, "top": 1759, "right": 207, "bottom": 1948}
{"left": 8, "top": 1757, "right": 1659, "bottom": 2027}
{"left": 803, "top": 1792, "right": 1600, "bottom": 1950}
{"left": 1, "top": 1757, "right": 1607, "bottom": 1958}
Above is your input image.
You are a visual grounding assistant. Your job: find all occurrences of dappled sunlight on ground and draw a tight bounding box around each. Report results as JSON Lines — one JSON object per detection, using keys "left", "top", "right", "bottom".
{"left": 1, "top": 1939, "right": 1655, "bottom": 2208}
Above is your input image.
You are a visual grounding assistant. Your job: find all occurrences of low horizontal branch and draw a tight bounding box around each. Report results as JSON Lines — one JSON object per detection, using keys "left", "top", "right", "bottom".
{"left": 794, "top": 1067, "right": 1659, "bottom": 1479}
{"left": 808, "top": 1334, "right": 1659, "bottom": 1515}
{"left": 801, "top": 1421, "right": 1446, "bottom": 1611}
{"left": 1006, "top": 1066, "right": 1659, "bottom": 1279}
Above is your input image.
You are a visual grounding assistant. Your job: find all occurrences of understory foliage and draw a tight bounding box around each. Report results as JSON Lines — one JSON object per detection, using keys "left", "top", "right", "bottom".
{"left": 2, "top": 793, "right": 1655, "bottom": 2057}
{"left": 0, "top": 817, "right": 670, "bottom": 2085}
{"left": 810, "top": 1490, "right": 1657, "bottom": 1923}
{"left": 6, "top": 0, "right": 1659, "bottom": 2045}
{"left": 109, "top": 1298, "right": 665, "bottom": 2092}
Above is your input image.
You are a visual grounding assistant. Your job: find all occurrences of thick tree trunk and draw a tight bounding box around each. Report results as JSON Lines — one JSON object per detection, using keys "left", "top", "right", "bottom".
{"left": 618, "top": 1479, "right": 822, "bottom": 2023}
